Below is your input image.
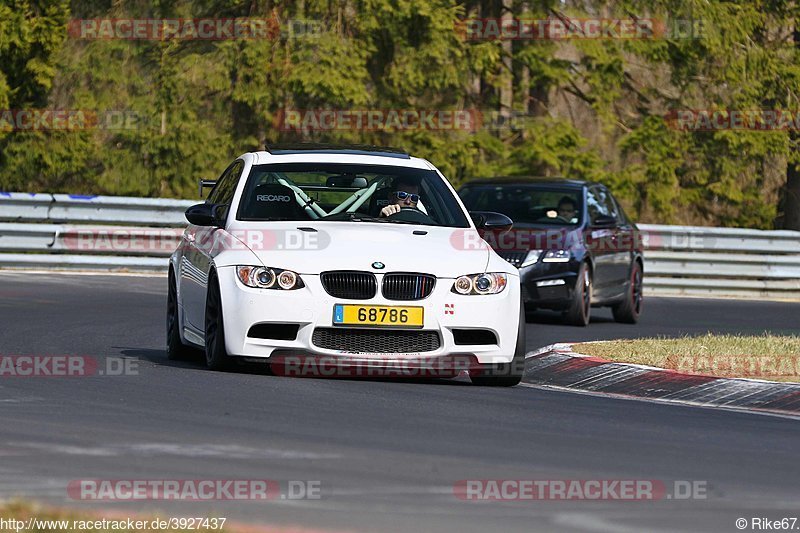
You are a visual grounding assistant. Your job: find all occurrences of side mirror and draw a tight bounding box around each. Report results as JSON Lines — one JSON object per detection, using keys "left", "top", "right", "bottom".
{"left": 469, "top": 211, "right": 513, "bottom": 232}
{"left": 591, "top": 214, "right": 616, "bottom": 228}
{"left": 185, "top": 203, "right": 223, "bottom": 227}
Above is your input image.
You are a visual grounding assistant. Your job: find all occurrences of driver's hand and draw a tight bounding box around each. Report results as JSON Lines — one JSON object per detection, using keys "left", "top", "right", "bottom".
{"left": 380, "top": 204, "right": 401, "bottom": 217}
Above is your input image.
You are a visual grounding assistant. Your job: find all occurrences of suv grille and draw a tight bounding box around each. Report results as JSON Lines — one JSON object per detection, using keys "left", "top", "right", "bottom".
{"left": 312, "top": 328, "right": 441, "bottom": 353}
{"left": 499, "top": 251, "right": 527, "bottom": 268}
{"left": 382, "top": 273, "right": 436, "bottom": 300}
{"left": 320, "top": 271, "right": 377, "bottom": 299}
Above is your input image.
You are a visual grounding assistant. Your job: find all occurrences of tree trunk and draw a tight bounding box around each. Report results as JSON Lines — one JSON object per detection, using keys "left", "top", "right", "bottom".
{"left": 519, "top": 2, "right": 529, "bottom": 116}
{"left": 784, "top": 25, "right": 800, "bottom": 229}
{"left": 468, "top": 2, "right": 481, "bottom": 103}
{"left": 499, "top": 0, "right": 513, "bottom": 120}
{"left": 784, "top": 153, "right": 800, "bottom": 230}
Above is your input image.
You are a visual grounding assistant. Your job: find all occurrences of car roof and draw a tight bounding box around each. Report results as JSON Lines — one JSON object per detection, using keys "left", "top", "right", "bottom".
{"left": 460, "top": 177, "right": 592, "bottom": 188}
{"left": 264, "top": 143, "right": 411, "bottom": 159}
{"left": 250, "top": 144, "right": 432, "bottom": 169}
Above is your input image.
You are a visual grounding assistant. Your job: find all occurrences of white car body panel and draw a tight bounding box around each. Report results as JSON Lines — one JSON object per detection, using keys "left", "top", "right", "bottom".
{"left": 222, "top": 221, "right": 491, "bottom": 276}
{"left": 170, "top": 150, "right": 522, "bottom": 366}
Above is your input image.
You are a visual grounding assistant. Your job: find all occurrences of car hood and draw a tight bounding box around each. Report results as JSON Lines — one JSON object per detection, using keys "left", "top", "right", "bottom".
{"left": 223, "top": 221, "right": 491, "bottom": 277}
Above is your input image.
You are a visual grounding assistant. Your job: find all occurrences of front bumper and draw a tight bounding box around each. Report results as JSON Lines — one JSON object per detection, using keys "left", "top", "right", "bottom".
{"left": 216, "top": 266, "right": 521, "bottom": 365}
{"left": 519, "top": 260, "right": 580, "bottom": 309}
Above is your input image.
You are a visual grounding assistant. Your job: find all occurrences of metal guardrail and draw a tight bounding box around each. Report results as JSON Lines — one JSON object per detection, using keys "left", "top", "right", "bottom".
{"left": 2, "top": 192, "right": 800, "bottom": 299}
{"left": 0, "top": 192, "right": 192, "bottom": 226}
{"left": 638, "top": 224, "right": 800, "bottom": 298}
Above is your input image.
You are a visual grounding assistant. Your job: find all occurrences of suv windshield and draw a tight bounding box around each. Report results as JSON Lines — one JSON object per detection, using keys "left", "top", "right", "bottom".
{"left": 235, "top": 163, "right": 470, "bottom": 228}
{"left": 459, "top": 184, "right": 583, "bottom": 226}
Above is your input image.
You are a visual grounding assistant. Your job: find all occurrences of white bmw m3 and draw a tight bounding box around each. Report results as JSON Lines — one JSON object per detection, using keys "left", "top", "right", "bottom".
{"left": 167, "top": 144, "right": 526, "bottom": 386}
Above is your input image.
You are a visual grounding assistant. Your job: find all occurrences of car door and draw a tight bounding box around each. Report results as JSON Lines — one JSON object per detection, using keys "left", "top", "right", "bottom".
{"left": 181, "top": 160, "right": 243, "bottom": 331}
{"left": 584, "top": 186, "right": 616, "bottom": 298}
{"left": 596, "top": 186, "right": 630, "bottom": 294}
{"left": 608, "top": 192, "right": 637, "bottom": 291}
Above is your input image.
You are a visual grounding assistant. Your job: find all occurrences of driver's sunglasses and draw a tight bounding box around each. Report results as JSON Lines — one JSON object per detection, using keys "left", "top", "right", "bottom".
{"left": 395, "top": 191, "right": 420, "bottom": 202}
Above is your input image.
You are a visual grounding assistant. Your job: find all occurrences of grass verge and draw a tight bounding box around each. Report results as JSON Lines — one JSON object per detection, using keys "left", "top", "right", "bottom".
{"left": 572, "top": 333, "right": 800, "bottom": 382}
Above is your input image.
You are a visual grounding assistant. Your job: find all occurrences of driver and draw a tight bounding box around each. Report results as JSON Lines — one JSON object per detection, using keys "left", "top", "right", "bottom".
{"left": 556, "top": 196, "right": 577, "bottom": 221}
{"left": 380, "top": 178, "right": 421, "bottom": 217}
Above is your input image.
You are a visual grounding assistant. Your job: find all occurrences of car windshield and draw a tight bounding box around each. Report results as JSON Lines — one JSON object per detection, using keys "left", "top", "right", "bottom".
{"left": 458, "top": 184, "right": 582, "bottom": 226}
{"left": 236, "top": 163, "right": 470, "bottom": 228}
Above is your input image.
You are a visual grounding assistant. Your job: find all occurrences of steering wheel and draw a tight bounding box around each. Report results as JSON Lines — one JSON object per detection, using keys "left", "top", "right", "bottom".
{"left": 387, "top": 207, "right": 434, "bottom": 224}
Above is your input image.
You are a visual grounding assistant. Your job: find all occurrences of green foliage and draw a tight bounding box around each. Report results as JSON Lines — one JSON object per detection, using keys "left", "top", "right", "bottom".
{"left": 0, "top": 0, "right": 797, "bottom": 227}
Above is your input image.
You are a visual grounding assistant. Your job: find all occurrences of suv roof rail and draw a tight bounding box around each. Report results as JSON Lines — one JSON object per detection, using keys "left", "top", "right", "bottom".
{"left": 263, "top": 143, "right": 410, "bottom": 159}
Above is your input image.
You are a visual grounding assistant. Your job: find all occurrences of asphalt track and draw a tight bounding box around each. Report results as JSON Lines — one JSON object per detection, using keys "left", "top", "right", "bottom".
{"left": 1, "top": 271, "right": 799, "bottom": 533}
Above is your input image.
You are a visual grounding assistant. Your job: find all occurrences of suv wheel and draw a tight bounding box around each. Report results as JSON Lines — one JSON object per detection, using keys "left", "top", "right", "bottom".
{"left": 612, "top": 261, "right": 643, "bottom": 324}
{"left": 564, "top": 263, "right": 591, "bottom": 327}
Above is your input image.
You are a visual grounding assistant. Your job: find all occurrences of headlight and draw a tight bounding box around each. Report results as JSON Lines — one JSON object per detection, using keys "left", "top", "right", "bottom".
{"left": 519, "top": 250, "right": 542, "bottom": 268}
{"left": 277, "top": 270, "right": 298, "bottom": 290}
{"left": 542, "top": 250, "right": 571, "bottom": 263}
{"left": 451, "top": 273, "right": 507, "bottom": 295}
{"left": 236, "top": 265, "right": 304, "bottom": 290}
{"left": 454, "top": 276, "right": 474, "bottom": 294}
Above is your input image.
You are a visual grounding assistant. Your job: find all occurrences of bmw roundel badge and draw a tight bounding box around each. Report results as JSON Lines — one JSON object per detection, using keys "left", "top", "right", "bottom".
{"left": 372, "top": 262, "right": 385, "bottom": 269}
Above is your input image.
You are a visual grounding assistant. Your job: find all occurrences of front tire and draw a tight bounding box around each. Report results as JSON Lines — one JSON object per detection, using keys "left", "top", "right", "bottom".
{"left": 471, "top": 304, "right": 526, "bottom": 387}
{"left": 612, "top": 261, "right": 643, "bottom": 324}
{"left": 205, "top": 274, "right": 234, "bottom": 371}
{"left": 564, "top": 262, "right": 591, "bottom": 327}
{"left": 166, "top": 271, "right": 193, "bottom": 360}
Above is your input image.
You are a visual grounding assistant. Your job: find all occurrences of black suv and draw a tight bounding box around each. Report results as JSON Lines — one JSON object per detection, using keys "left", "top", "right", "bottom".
{"left": 459, "top": 178, "right": 644, "bottom": 326}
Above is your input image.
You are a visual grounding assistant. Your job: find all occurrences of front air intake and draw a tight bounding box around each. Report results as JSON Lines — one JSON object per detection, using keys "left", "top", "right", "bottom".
{"left": 382, "top": 273, "right": 436, "bottom": 300}
{"left": 312, "top": 328, "right": 441, "bottom": 353}
{"left": 320, "top": 271, "right": 377, "bottom": 300}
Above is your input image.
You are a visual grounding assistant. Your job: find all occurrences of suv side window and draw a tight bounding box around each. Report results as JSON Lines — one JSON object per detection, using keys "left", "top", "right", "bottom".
{"left": 609, "top": 194, "right": 628, "bottom": 224}
{"left": 598, "top": 187, "right": 620, "bottom": 221}
{"left": 207, "top": 160, "right": 244, "bottom": 206}
{"left": 586, "top": 187, "right": 611, "bottom": 224}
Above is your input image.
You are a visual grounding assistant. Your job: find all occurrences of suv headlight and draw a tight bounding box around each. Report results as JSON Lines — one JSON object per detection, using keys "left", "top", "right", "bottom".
{"left": 542, "top": 250, "right": 571, "bottom": 263}
{"left": 520, "top": 250, "right": 542, "bottom": 268}
{"left": 236, "top": 265, "right": 304, "bottom": 290}
{"left": 452, "top": 273, "right": 507, "bottom": 295}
